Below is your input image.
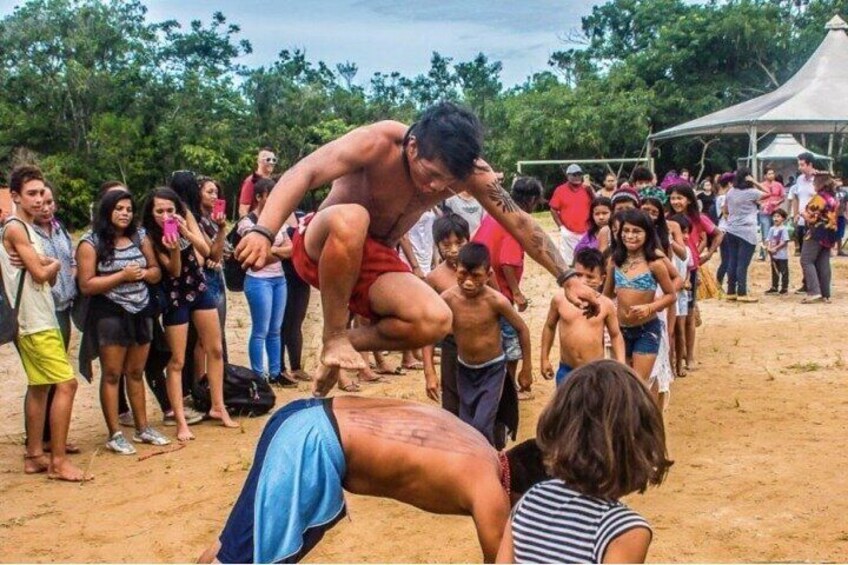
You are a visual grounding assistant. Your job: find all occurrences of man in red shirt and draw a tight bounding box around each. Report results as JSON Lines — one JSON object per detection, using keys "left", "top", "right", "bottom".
{"left": 548, "top": 164, "right": 593, "bottom": 266}
{"left": 238, "top": 147, "right": 278, "bottom": 217}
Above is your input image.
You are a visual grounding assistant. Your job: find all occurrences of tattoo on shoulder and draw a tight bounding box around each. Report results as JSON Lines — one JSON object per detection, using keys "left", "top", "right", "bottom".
{"left": 485, "top": 181, "right": 519, "bottom": 214}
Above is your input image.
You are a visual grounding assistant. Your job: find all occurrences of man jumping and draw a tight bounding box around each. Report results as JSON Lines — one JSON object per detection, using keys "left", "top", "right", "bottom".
{"left": 198, "top": 396, "right": 547, "bottom": 563}
{"left": 236, "top": 102, "right": 600, "bottom": 396}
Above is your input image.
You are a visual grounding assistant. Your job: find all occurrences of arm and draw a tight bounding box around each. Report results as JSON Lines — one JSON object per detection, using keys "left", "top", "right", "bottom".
{"left": 746, "top": 176, "right": 770, "bottom": 194}
{"left": 597, "top": 225, "right": 611, "bottom": 254}
{"left": 602, "top": 262, "right": 616, "bottom": 298}
{"left": 667, "top": 222, "right": 687, "bottom": 260}
{"left": 399, "top": 235, "right": 424, "bottom": 278}
{"left": 628, "top": 261, "right": 676, "bottom": 321}
{"left": 76, "top": 241, "right": 140, "bottom": 295}
{"left": 422, "top": 344, "right": 440, "bottom": 401}
{"left": 540, "top": 298, "right": 559, "bottom": 380}
{"left": 494, "top": 520, "right": 515, "bottom": 564}
{"left": 496, "top": 295, "right": 532, "bottom": 391}
{"left": 139, "top": 237, "right": 162, "bottom": 284}
{"left": 602, "top": 527, "right": 652, "bottom": 564}
{"left": 549, "top": 206, "right": 562, "bottom": 228}
{"left": 157, "top": 238, "right": 182, "bottom": 278}
{"left": 271, "top": 231, "right": 293, "bottom": 260}
{"left": 471, "top": 487, "right": 511, "bottom": 563}
{"left": 4, "top": 222, "right": 59, "bottom": 285}
{"left": 501, "top": 265, "right": 526, "bottom": 312}
{"left": 207, "top": 216, "right": 227, "bottom": 263}
{"left": 180, "top": 211, "right": 211, "bottom": 259}
{"left": 604, "top": 304, "right": 625, "bottom": 363}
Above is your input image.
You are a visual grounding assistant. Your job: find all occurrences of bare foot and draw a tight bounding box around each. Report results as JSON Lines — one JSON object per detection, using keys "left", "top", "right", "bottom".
{"left": 207, "top": 408, "right": 240, "bottom": 429}
{"left": 313, "top": 365, "right": 341, "bottom": 397}
{"left": 176, "top": 426, "right": 196, "bottom": 442}
{"left": 47, "top": 459, "right": 93, "bottom": 482}
{"left": 290, "top": 370, "right": 313, "bottom": 382}
{"left": 358, "top": 366, "right": 388, "bottom": 383}
{"left": 338, "top": 373, "right": 361, "bottom": 393}
{"left": 24, "top": 453, "right": 49, "bottom": 474}
{"left": 44, "top": 441, "right": 81, "bottom": 454}
{"left": 320, "top": 335, "right": 366, "bottom": 370}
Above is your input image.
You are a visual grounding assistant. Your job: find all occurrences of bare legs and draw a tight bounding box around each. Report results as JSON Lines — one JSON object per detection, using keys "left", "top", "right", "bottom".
{"left": 193, "top": 308, "right": 237, "bottom": 428}
{"left": 25, "top": 381, "right": 88, "bottom": 481}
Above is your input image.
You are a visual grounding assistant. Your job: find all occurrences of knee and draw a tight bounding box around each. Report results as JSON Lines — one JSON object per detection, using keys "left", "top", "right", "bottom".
{"left": 102, "top": 372, "right": 122, "bottom": 385}
{"left": 327, "top": 205, "right": 370, "bottom": 243}
{"left": 415, "top": 301, "right": 452, "bottom": 344}
{"left": 206, "top": 341, "right": 224, "bottom": 361}
{"left": 126, "top": 370, "right": 144, "bottom": 382}
{"left": 167, "top": 356, "right": 185, "bottom": 373}
{"left": 57, "top": 379, "right": 78, "bottom": 395}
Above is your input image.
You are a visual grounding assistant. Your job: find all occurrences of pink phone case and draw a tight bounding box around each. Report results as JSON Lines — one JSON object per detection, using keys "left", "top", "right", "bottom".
{"left": 214, "top": 199, "right": 226, "bottom": 216}
{"left": 164, "top": 218, "right": 179, "bottom": 238}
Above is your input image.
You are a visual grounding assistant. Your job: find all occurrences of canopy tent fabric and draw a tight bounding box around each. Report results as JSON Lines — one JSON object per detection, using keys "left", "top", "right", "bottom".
{"left": 651, "top": 16, "right": 848, "bottom": 141}
{"left": 744, "top": 134, "right": 831, "bottom": 161}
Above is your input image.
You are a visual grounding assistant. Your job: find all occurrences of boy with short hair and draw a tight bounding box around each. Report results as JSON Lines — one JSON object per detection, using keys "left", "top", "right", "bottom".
{"left": 0, "top": 165, "right": 90, "bottom": 481}
{"left": 540, "top": 248, "right": 624, "bottom": 385}
{"left": 423, "top": 213, "right": 471, "bottom": 412}
{"left": 441, "top": 242, "right": 531, "bottom": 447}
{"left": 765, "top": 208, "right": 790, "bottom": 295}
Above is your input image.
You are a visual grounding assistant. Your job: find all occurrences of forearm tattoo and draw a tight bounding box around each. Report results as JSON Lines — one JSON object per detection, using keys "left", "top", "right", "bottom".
{"left": 529, "top": 222, "right": 569, "bottom": 279}
{"left": 484, "top": 181, "right": 519, "bottom": 214}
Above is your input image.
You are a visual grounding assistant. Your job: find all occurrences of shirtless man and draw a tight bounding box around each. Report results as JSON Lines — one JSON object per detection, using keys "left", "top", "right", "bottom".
{"left": 541, "top": 248, "right": 625, "bottom": 386}
{"left": 236, "top": 102, "right": 600, "bottom": 396}
{"left": 199, "top": 396, "right": 547, "bottom": 563}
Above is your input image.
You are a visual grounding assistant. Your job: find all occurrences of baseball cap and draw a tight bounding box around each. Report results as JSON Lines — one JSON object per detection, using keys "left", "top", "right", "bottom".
{"left": 565, "top": 164, "right": 583, "bottom": 175}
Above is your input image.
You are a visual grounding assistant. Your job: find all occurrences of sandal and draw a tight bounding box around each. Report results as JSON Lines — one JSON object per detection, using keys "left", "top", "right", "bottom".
{"left": 338, "top": 381, "right": 361, "bottom": 393}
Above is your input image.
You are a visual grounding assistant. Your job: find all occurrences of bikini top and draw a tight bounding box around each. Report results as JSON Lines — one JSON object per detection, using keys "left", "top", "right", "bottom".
{"left": 614, "top": 267, "right": 658, "bottom": 292}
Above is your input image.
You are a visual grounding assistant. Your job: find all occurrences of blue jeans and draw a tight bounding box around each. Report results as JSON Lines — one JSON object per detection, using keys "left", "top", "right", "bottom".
{"left": 725, "top": 233, "right": 756, "bottom": 296}
{"left": 757, "top": 213, "right": 773, "bottom": 258}
{"left": 244, "top": 274, "right": 288, "bottom": 376}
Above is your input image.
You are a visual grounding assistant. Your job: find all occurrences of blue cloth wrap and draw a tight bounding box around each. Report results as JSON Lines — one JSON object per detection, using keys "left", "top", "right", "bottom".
{"left": 555, "top": 362, "right": 573, "bottom": 386}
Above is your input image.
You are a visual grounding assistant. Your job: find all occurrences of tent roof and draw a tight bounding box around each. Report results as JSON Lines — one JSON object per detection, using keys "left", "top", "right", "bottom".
{"left": 651, "top": 16, "right": 848, "bottom": 141}
{"left": 744, "top": 134, "right": 831, "bottom": 161}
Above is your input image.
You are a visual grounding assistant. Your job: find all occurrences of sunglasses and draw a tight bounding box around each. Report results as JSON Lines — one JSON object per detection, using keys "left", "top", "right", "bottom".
{"left": 262, "top": 157, "right": 278, "bottom": 165}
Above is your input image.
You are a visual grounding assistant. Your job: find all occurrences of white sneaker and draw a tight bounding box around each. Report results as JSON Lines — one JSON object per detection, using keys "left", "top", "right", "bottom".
{"left": 133, "top": 426, "right": 171, "bottom": 446}
{"left": 105, "top": 431, "right": 136, "bottom": 455}
{"left": 118, "top": 411, "right": 134, "bottom": 427}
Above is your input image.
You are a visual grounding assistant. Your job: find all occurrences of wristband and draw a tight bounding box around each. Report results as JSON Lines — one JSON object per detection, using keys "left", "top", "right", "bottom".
{"left": 247, "top": 224, "right": 274, "bottom": 244}
{"left": 556, "top": 269, "right": 578, "bottom": 287}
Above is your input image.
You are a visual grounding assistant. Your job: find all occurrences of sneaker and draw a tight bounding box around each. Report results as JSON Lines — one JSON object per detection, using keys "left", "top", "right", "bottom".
{"left": 794, "top": 287, "right": 808, "bottom": 295}
{"left": 725, "top": 294, "right": 738, "bottom": 301}
{"left": 106, "top": 431, "right": 136, "bottom": 455}
{"left": 163, "top": 407, "right": 204, "bottom": 427}
{"left": 779, "top": 289, "right": 788, "bottom": 295}
{"left": 269, "top": 373, "right": 298, "bottom": 388}
{"left": 118, "top": 411, "right": 135, "bottom": 427}
{"left": 133, "top": 426, "right": 171, "bottom": 446}
{"left": 801, "top": 295, "right": 823, "bottom": 304}
{"left": 737, "top": 295, "right": 759, "bottom": 303}
{"left": 764, "top": 288, "right": 779, "bottom": 295}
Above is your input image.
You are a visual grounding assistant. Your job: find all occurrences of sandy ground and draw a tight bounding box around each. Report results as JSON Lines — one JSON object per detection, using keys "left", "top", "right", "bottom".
{"left": 2, "top": 223, "right": 848, "bottom": 563}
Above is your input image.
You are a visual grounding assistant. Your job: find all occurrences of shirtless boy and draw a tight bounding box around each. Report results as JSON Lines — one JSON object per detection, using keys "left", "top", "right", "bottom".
{"left": 199, "top": 396, "right": 548, "bottom": 564}
{"left": 541, "top": 248, "right": 624, "bottom": 385}
{"left": 423, "top": 213, "right": 470, "bottom": 412}
{"left": 441, "top": 243, "right": 531, "bottom": 446}
{"left": 235, "top": 102, "right": 600, "bottom": 396}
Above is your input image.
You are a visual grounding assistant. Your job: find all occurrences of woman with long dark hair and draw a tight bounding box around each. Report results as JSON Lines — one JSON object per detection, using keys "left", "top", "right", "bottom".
{"left": 77, "top": 190, "right": 170, "bottom": 453}
{"left": 197, "top": 176, "right": 229, "bottom": 364}
{"left": 143, "top": 187, "right": 236, "bottom": 441}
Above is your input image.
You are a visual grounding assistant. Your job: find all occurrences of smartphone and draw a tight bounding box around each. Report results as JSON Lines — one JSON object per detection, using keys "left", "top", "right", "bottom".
{"left": 164, "top": 217, "right": 179, "bottom": 238}
{"left": 213, "top": 198, "right": 226, "bottom": 216}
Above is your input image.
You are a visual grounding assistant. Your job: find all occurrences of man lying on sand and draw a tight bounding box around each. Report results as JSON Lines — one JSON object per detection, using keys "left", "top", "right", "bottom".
{"left": 199, "top": 396, "right": 547, "bottom": 563}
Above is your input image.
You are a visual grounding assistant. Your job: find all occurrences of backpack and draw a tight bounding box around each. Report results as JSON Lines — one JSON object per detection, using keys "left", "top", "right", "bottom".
{"left": 192, "top": 363, "right": 276, "bottom": 417}
{"left": 223, "top": 212, "right": 256, "bottom": 292}
{"left": 0, "top": 219, "right": 31, "bottom": 345}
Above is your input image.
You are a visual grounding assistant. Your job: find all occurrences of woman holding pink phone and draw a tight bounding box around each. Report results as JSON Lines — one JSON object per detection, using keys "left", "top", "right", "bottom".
{"left": 197, "top": 176, "right": 229, "bottom": 359}
{"left": 142, "top": 187, "right": 237, "bottom": 441}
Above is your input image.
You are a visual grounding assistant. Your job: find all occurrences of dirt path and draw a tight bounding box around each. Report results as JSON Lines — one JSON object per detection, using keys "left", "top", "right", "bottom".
{"left": 1, "top": 235, "right": 847, "bottom": 562}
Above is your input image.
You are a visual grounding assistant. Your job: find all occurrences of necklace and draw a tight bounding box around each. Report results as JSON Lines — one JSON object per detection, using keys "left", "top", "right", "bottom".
{"left": 622, "top": 256, "right": 645, "bottom": 273}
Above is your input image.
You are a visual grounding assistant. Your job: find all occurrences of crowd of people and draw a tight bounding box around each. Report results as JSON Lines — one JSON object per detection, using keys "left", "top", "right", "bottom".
{"left": 1, "top": 102, "right": 845, "bottom": 562}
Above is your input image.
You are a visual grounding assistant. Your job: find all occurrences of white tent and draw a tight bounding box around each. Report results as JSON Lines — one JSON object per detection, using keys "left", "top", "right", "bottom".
{"left": 737, "top": 134, "right": 831, "bottom": 179}
{"left": 650, "top": 16, "right": 848, "bottom": 172}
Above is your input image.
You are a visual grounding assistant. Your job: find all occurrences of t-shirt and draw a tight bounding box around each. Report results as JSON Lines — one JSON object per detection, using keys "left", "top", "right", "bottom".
{"left": 767, "top": 225, "right": 790, "bottom": 260}
{"left": 716, "top": 194, "right": 728, "bottom": 230}
{"left": 686, "top": 213, "right": 716, "bottom": 270}
{"left": 472, "top": 214, "right": 523, "bottom": 303}
{"left": 549, "top": 183, "right": 592, "bottom": 234}
{"left": 788, "top": 175, "right": 815, "bottom": 226}
{"left": 760, "top": 181, "right": 785, "bottom": 215}
{"left": 724, "top": 188, "right": 762, "bottom": 245}
{"left": 443, "top": 194, "right": 484, "bottom": 236}
{"left": 404, "top": 209, "right": 437, "bottom": 275}
{"left": 238, "top": 172, "right": 262, "bottom": 208}
{"left": 80, "top": 230, "right": 150, "bottom": 314}
{"left": 237, "top": 215, "right": 288, "bottom": 278}
{"left": 511, "top": 479, "right": 651, "bottom": 564}
{"left": 805, "top": 191, "right": 839, "bottom": 248}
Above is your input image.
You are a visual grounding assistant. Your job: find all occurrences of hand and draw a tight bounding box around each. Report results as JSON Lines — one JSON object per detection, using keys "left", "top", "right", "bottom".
{"left": 38, "top": 254, "right": 53, "bottom": 266}
{"left": 205, "top": 259, "right": 222, "bottom": 270}
{"left": 745, "top": 175, "right": 755, "bottom": 183}
{"left": 514, "top": 292, "right": 529, "bottom": 312}
{"left": 174, "top": 215, "right": 189, "bottom": 237}
{"left": 413, "top": 266, "right": 425, "bottom": 279}
{"left": 518, "top": 365, "right": 533, "bottom": 392}
{"left": 212, "top": 212, "right": 227, "bottom": 227}
{"left": 563, "top": 276, "right": 601, "bottom": 318}
{"left": 235, "top": 231, "right": 271, "bottom": 270}
{"left": 541, "top": 360, "right": 554, "bottom": 381}
{"left": 8, "top": 249, "right": 23, "bottom": 268}
{"left": 162, "top": 233, "right": 179, "bottom": 250}
{"left": 122, "top": 262, "right": 145, "bottom": 282}
{"left": 425, "top": 370, "right": 440, "bottom": 402}
{"left": 698, "top": 251, "right": 713, "bottom": 264}
{"left": 628, "top": 303, "right": 654, "bottom": 321}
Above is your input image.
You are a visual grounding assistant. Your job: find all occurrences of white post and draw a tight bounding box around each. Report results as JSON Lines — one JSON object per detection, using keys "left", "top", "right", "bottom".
{"left": 749, "top": 127, "right": 759, "bottom": 178}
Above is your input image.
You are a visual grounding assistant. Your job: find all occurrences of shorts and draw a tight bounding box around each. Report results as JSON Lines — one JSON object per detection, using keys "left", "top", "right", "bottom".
{"left": 96, "top": 313, "right": 153, "bottom": 347}
{"left": 688, "top": 269, "right": 699, "bottom": 309}
{"left": 621, "top": 317, "right": 662, "bottom": 357}
{"left": 162, "top": 287, "right": 218, "bottom": 326}
{"left": 837, "top": 216, "right": 846, "bottom": 240}
{"left": 500, "top": 318, "right": 522, "bottom": 362}
{"left": 676, "top": 290, "right": 689, "bottom": 317}
{"left": 16, "top": 329, "right": 75, "bottom": 386}
{"left": 218, "top": 398, "right": 346, "bottom": 564}
{"left": 456, "top": 355, "right": 506, "bottom": 446}
{"left": 555, "top": 362, "right": 573, "bottom": 386}
{"left": 291, "top": 213, "right": 411, "bottom": 321}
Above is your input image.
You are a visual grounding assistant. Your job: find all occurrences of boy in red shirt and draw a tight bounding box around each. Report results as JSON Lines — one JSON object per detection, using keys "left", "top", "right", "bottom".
{"left": 548, "top": 164, "right": 593, "bottom": 266}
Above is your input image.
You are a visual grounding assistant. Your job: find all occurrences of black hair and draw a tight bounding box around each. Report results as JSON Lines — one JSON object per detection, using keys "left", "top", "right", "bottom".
{"left": 93, "top": 189, "right": 137, "bottom": 261}
{"left": 669, "top": 213, "right": 691, "bottom": 232}
{"left": 668, "top": 183, "right": 700, "bottom": 219}
{"left": 631, "top": 166, "right": 653, "bottom": 184}
{"left": 612, "top": 209, "right": 661, "bottom": 267}
{"left": 505, "top": 439, "right": 549, "bottom": 496}
{"left": 772, "top": 208, "right": 788, "bottom": 219}
{"left": 197, "top": 176, "right": 224, "bottom": 200}
{"left": 458, "top": 241, "right": 490, "bottom": 271}
{"left": 253, "top": 177, "right": 276, "bottom": 200}
{"left": 432, "top": 213, "right": 470, "bottom": 244}
{"left": 587, "top": 197, "right": 612, "bottom": 238}
{"left": 734, "top": 167, "right": 754, "bottom": 189}
{"left": 142, "top": 187, "right": 187, "bottom": 254}
{"left": 404, "top": 102, "right": 483, "bottom": 180}
{"left": 640, "top": 196, "right": 670, "bottom": 254}
{"left": 798, "top": 152, "right": 815, "bottom": 166}
{"left": 574, "top": 248, "right": 605, "bottom": 273}
{"left": 764, "top": 167, "right": 776, "bottom": 175}
{"left": 99, "top": 180, "right": 126, "bottom": 200}
{"left": 511, "top": 176, "right": 543, "bottom": 212}
{"left": 168, "top": 170, "right": 201, "bottom": 219}
{"left": 9, "top": 164, "right": 44, "bottom": 193}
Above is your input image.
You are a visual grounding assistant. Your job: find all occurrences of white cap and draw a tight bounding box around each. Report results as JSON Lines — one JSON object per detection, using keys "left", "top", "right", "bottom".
{"left": 566, "top": 164, "right": 583, "bottom": 175}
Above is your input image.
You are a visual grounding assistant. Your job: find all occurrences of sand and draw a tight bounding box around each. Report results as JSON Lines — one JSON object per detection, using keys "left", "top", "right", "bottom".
{"left": 2, "top": 228, "right": 848, "bottom": 563}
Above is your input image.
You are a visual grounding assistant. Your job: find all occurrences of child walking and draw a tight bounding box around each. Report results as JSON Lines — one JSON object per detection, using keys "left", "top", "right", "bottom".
{"left": 497, "top": 360, "right": 672, "bottom": 564}
{"left": 765, "top": 209, "right": 790, "bottom": 295}
{"left": 440, "top": 243, "right": 531, "bottom": 447}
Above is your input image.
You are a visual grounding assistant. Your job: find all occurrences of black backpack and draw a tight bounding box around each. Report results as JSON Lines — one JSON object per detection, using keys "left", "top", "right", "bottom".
{"left": 0, "top": 219, "right": 30, "bottom": 345}
{"left": 192, "top": 363, "right": 276, "bottom": 417}
{"left": 223, "top": 212, "right": 256, "bottom": 292}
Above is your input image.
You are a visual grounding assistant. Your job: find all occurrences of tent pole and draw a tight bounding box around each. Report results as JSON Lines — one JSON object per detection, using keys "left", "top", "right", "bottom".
{"left": 750, "top": 127, "right": 759, "bottom": 179}
{"left": 646, "top": 138, "right": 654, "bottom": 174}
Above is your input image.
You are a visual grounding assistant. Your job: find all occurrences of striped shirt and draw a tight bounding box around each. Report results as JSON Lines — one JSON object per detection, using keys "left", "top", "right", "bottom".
{"left": 80, "top": 230, "right": 149, "bottom": 314}
{"left": 512, "top": 480, "right": 651, "bottom": 564}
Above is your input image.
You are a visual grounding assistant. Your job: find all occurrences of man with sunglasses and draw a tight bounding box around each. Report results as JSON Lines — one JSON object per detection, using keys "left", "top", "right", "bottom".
{"left": 238, "top": 147, "right": 278, "bottom": 217}
{"left": 236, "top": 103, "right": 601, "bottom": 397}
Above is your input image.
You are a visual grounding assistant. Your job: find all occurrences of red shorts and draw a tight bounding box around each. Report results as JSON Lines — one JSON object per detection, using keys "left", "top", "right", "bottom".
{"left": 291, "top": 213, "right": 412, "bottom": 320}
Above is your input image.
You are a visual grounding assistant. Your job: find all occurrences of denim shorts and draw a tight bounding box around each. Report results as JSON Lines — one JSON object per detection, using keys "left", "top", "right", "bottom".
{"left": 500, "top": 318, "right": 522, "bottom": 362}
{"left": 621, "top": 317, "right": 662, "bottom": 357}
{"left": 163, "top": 286, "right": 218, "bottom": 326}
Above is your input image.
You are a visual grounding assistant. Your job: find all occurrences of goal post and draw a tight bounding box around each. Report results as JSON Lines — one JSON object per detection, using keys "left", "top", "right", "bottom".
{"left": 516, "top": 157, "right": 654, "bottom": 176}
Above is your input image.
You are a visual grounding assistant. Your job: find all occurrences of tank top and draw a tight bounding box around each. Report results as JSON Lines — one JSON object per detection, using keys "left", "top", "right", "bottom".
{"left": 0, "top": 218, "right": 58, "bottom": 335}
{"left": 80, "top": 230, "right": 150, "bottom": 314}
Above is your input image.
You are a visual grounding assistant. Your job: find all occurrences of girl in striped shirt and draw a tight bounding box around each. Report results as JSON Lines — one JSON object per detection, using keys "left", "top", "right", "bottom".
{"left": 497, "top": 360, "right": 672, "bottom": 564}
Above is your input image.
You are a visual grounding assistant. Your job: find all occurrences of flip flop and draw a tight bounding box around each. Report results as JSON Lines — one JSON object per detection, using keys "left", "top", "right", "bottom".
{"left": 48, "top": 471, "right": 94, "bottom": 483}
{"left": 339, "top": 381, "right": 361, "bottom": 393}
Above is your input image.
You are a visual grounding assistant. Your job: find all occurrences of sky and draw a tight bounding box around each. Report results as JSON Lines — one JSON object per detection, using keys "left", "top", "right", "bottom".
{"left": 0, "top": 0, "right": 599, "bottom": 86}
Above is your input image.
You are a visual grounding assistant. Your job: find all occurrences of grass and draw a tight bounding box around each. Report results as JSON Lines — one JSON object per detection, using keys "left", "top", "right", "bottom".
{"left": 786, "top": 361, "right": 824, "bottom": 373}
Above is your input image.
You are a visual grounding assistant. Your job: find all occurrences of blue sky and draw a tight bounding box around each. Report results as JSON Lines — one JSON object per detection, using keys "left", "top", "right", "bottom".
{"left": 0, "top": 0, "right": 598, "bottom": 85}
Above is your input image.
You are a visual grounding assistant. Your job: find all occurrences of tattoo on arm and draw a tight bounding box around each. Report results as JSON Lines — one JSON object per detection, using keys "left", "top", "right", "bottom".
{"left": 484, "top": 181, "right": 519, "bottom": 214}
{"left": 528, "top": 222, "right": 569, "bottom": 279}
